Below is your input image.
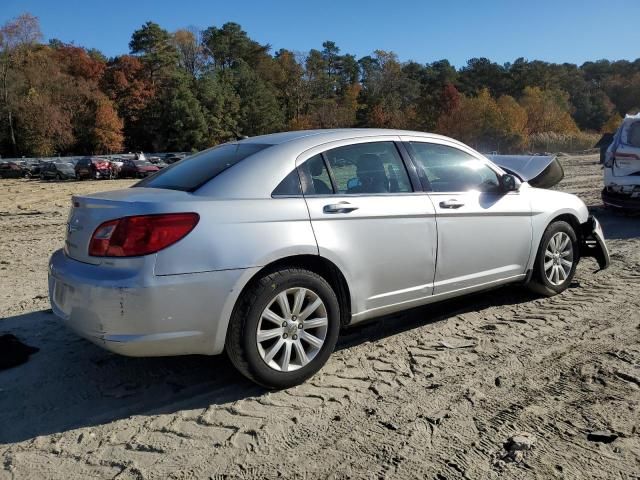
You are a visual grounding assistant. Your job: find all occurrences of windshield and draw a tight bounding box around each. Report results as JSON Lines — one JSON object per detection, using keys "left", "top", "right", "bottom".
{"left": 135, "top": 143, "right": 271, "bottom": 192}
{"left": 134, "top": 160, "right": 153, "bottom": 166}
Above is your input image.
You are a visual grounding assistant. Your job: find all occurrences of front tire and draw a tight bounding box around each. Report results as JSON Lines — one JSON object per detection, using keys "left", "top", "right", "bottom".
{"left": 528, "top": 220, "right": 579, "bottom": 296}
{"left": 226, "top": 268, "right": 340, "bottom": 389}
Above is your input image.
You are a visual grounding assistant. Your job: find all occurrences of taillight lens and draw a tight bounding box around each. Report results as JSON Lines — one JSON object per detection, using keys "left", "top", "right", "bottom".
{"left": 89, "top": 213, "right": 199, "bottom": 257}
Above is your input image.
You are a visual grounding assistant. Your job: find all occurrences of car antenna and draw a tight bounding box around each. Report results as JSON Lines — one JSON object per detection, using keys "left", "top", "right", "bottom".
{"left": 234, "top": 130, "right": 249, "bottom": 141}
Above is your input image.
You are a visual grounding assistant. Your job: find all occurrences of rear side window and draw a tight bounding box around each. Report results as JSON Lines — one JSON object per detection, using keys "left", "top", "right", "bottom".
{"left": 324, "top": 142, "right": 412, "bottom": 194}
{"left": 299, "top": 154, "right": 334, "bottom": 195}
{"left": 272, "top": 169, "right": 302, "bottom": 196}
{"left": 136, "top": 143, "right": 271, "bottom": 192}
{"left": 627, "top": 121, "right": 640, "bottom": 147}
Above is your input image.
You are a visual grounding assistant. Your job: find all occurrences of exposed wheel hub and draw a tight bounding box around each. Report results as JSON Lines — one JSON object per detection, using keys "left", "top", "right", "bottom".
{"left": 284, "top": 322, "right": 299, "bottom": 336}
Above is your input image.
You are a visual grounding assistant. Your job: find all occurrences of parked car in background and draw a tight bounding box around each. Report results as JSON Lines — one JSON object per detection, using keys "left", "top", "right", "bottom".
{"left": 40, "top": 161, "right": 76, "bottom": 180}
{"left": 165, "top": 153, "right": 187, "bottom": 164}
{"left": 118, "top": 159, "right": 160, "bottom": 178}
{"left": 0, "top": 161, "right": 29, "bottom": 178}
{"left": 148, "top": 156, "right": 169, "bottom": 169}
{"left": 14, "top": 160, "right": 29, "bottom": 174}
{"left": 49, "top": 129, "right": 610, "bottom": 389}
{"left": 75, "top": 157, "right": 113, "bottom": 180}
{"left": 603, "top": 113, "right": 640, "bottom": 211}
{"left": 108, "top": 158, "right": 124, "bottom": 177}
{"left": 23, "top": 160, "right": 43, "bottom": 178}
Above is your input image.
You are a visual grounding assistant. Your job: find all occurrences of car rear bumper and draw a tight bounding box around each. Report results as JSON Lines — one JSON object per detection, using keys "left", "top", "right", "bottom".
{"left": 602, "top": 188, "right": 640, "bottom": 211}
{"left": 48, "top": 249, "right": 254, "bottom": 356}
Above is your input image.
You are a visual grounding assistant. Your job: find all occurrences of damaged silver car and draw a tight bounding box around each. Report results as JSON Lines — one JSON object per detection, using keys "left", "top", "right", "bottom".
{"left": 48, "top": 129, "right": 610, "bottom": 388}
{"left": 603, "top": 113, "right": 640, "bottom": 210}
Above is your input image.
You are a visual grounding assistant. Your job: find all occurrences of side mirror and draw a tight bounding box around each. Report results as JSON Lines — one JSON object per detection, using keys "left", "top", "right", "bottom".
{"left": 500, "top": 173, "right": 519, "bottom": 192}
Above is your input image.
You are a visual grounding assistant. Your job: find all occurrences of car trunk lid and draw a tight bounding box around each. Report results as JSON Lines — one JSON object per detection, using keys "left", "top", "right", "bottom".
{"left": 65, "top": 188, "right": 195, "bottom": 265}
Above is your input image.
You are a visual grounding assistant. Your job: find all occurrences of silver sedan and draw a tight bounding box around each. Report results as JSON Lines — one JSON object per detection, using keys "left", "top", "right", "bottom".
{"left": 48, "top": 129, "right": 610, "bottom": 388}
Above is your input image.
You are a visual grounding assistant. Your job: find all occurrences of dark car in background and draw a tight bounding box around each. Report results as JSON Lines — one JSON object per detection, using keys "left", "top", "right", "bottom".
{"left": 165, "top": 153, "right": 187, "bottom": 164}
{"left": 119, "top": 159, "right": 160, "bottom": 178}
{"left": 0, "top": 161, "right": 30, "bottom": 178}
{"left": 23, "top": 160, "right": 43, "bottom": 178}
{"left": 148, "top": 156, "right": 169, "bottom": 169}
{"left": 40, "top": 162, "right": 76, "bottom": 180}
{"left": 14, "top": 160, "right": 38, "bottom": 178}
{"left": 75, "top": 157, "right": 113, "bottom": 180}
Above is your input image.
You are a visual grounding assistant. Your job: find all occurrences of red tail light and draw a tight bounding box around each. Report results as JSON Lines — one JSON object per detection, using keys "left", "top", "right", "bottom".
{"left": 89, "top": 213, "right": 199, "bottom": 257}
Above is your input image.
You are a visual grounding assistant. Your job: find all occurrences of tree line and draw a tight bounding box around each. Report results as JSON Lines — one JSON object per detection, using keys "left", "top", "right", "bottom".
{"left": 1, "top": 13, "right": 638, "bottom": 158}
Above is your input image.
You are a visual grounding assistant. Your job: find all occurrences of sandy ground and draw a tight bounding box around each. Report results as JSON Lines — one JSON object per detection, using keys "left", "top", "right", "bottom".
{"left": 0, "top": 155, "right": 639, "bottom": 479}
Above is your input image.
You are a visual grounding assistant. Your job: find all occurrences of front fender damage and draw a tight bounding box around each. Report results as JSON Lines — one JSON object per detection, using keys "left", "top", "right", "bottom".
{"left": 580, "top": 216, "right": 610, "bottom": 271}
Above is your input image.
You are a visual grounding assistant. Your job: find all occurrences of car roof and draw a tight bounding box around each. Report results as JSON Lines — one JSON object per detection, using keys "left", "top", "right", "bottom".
{"left": 237, "top": 128, "right": 454, "bottom": 146}
{"left": 196, "top": 128, "right": 471, "bottom": 199}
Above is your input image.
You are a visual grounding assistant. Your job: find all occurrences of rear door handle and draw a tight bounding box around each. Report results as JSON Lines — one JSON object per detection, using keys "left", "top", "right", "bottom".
{"left": 323, "top": 202, "right": 359, "bottom": 214}
{"left": 439, "top": 199, "right": 465, "bottom": 209}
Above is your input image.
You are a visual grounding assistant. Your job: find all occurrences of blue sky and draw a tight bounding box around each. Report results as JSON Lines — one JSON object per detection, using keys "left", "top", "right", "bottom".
{"left": 3, "top": 0, "right": 639, "bottom": 67}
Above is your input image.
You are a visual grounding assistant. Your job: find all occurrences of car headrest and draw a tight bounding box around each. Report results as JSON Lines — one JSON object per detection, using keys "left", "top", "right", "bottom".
{"left": 309, "top": 157, "right": 325, "bottom": 176}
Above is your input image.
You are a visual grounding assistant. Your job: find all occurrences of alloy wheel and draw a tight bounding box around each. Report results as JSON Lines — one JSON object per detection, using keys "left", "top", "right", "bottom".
{"left": 256, "top": 287, "right": 328, "bottom": 372}
{"left": 544, "top": 231, "right": 573, "bottom": 286}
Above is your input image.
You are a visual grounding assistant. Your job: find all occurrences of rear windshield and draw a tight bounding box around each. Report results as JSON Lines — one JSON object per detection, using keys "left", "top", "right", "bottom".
{"left": 135, "top": 143, "right": 271, "bottom": 192}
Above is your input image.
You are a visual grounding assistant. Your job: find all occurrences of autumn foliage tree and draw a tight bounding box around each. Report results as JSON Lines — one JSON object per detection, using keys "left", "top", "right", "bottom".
{"left": 92, "top": 96, "right": 124, "bottom": 153}
{"left": 0, "top": 14, "right": 125, "bottom": 156}
{"left": 2, "top": 12, "right": 640, "bottom": 157}
{"left": 519, "top": 86, "right": 579, "bottom": 135}
{"left": 0, "top": 13, "right": 42, "bottom": 155}
{"left": 437, "top": 89, "right": 532, "bottom": 152}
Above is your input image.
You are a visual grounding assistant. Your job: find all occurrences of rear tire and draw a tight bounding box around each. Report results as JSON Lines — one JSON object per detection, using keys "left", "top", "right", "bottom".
{"left": 528, "top": 220, "right": 579, "bottom": 296}
{"left": 226, "top": 268, "right": 340, "bottom": 389}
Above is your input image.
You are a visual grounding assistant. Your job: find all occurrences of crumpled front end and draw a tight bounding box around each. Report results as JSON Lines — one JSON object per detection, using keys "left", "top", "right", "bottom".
{"left": 603, "top": 113, "right": 640, "bottom": 210}
{"left": 580, "top": 216, "right": 610, "bottom": 271}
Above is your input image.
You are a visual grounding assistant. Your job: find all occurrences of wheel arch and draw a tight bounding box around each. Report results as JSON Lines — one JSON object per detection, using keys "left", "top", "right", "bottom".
{"left": 215, "top": 255, "right": 352, "bottom": 355}
{"left": 548, "top": 213, "right": 583, "bottom": 241}
{"left": 234, "top": 255, "right": 352, "bottom": 329}
{"left": 527, "top": 209, "right": 586, "bottom": 274}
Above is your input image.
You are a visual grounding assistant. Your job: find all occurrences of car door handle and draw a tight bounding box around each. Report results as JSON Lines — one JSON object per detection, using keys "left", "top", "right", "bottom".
{"left": 439, "top": 199, "right": 465, "bottom": 209}
{"left": 323, "top": 202, "right": 359, "bottom": 214}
